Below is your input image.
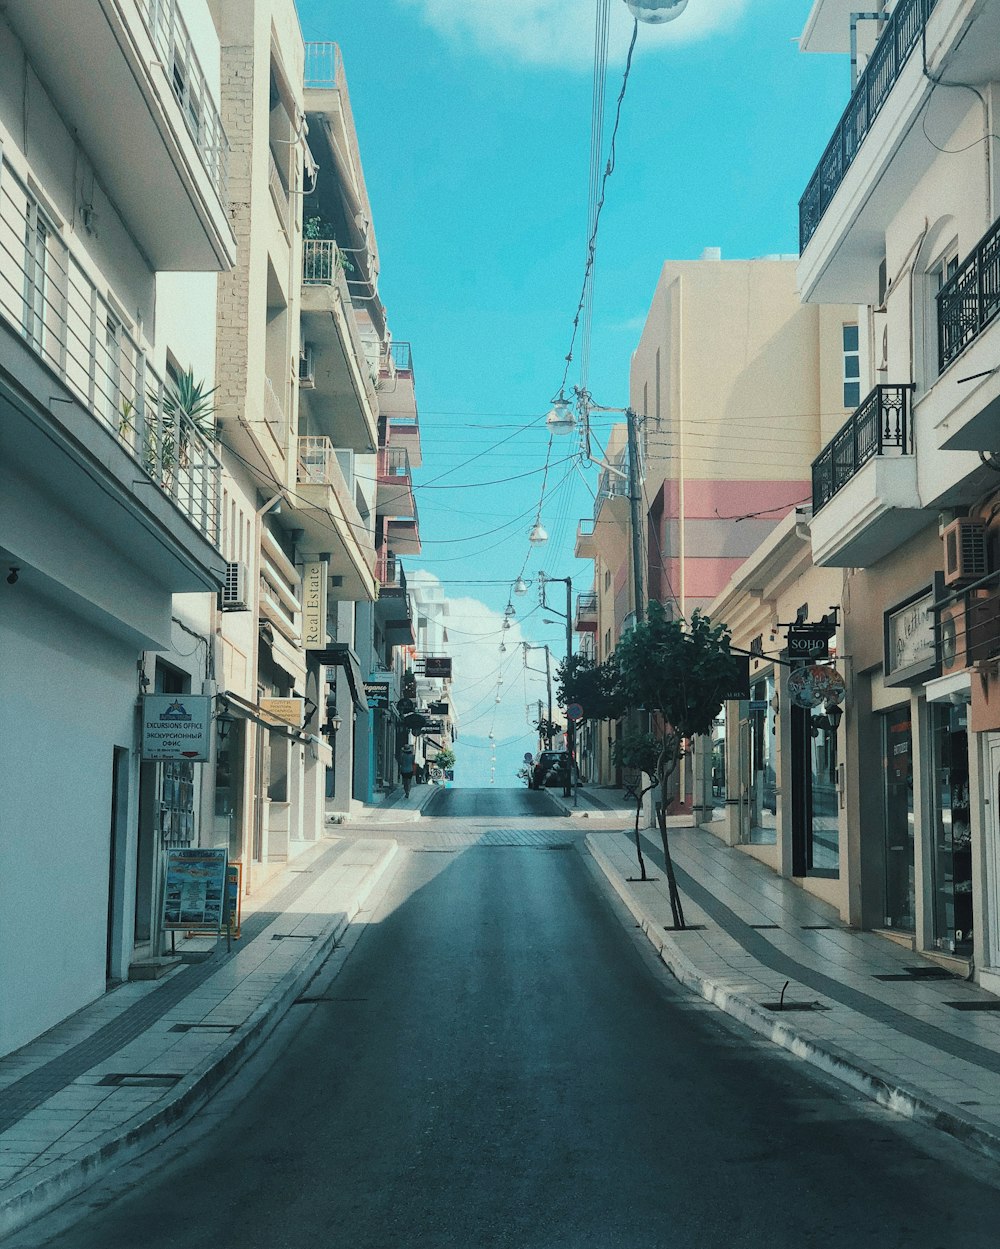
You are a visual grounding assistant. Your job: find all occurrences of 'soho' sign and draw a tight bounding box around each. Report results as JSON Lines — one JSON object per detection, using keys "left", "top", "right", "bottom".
{"left": 787, "top": 628, "right": 829, "bottom": 660}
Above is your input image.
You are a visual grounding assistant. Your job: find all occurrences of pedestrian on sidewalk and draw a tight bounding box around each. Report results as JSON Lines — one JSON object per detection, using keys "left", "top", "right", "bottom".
{"left": 399, "top": 742, "right": 415, "bottom": 797}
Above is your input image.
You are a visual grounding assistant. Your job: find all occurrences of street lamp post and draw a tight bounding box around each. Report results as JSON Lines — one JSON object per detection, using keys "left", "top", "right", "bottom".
{"left": 523, "top": 643, "right": 553, "bottom": 747}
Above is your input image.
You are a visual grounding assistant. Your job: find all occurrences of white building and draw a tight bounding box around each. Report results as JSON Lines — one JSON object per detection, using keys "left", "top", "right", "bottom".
{"left": 0, "top": 0, "right": 235, "bottom": 1053}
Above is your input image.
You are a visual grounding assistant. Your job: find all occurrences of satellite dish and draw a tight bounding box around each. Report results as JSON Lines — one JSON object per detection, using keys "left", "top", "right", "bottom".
{"left": 624, "top": 0, "right": 689, "bottom": 22}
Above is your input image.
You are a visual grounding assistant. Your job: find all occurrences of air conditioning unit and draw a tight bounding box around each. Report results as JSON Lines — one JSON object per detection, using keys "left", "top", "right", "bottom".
{"left": 220, "top": 561, "right": 250, "bottom": 611}
{"left": 298, "top": 343, "right": 316, "bottom": 390}
{"left": 942, "top": 518, "right": 986, "bottom": 586}
{"left": 939, "top": 590, "right": 995, "bottom": 676}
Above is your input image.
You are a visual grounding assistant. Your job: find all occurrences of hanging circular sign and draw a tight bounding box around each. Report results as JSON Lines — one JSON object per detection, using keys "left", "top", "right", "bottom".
{"left": 567, "top": 703, "right": 584, "bottom": 723}
{"left": 787, "top": 665, "right": 846, "bottom": 709}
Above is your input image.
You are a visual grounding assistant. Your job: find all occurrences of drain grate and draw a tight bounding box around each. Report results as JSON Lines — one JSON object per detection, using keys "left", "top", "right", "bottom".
{"left": 945, "top": 1001, "right": 1000, "bottom": 1011}
{"left": 800, "top": 924, "right": 836, "bottom": 930}
{"left": 271, "top": 933, "right": 317, "bottom": 941}
{"left": 98, "top": 1072, "right": 183, "bottom": 1088}
{"left": 664, "top": 924, "right": 707, "bottom": 932}
{"left": 750, "top": 924, "right": 780, "bottom": 930}
{"left": 763, "top": 1001, "right": 830, "bottom": 1012}
{"left": 874, "top": 967, "right": 956, "bottom": 982}
{"left": 294, "top": 996, "right": 369, "bottom": 1005}
{"left": 169, "top": 1023, "right": 238, "bottom": 1033}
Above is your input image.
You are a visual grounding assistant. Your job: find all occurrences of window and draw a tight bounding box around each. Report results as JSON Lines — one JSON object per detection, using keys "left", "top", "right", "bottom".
{"left": 842, "top": 324, "right": 861, "bottom": 409}
{"left": 22, "top": 199, "right": 61, "bottom": 357}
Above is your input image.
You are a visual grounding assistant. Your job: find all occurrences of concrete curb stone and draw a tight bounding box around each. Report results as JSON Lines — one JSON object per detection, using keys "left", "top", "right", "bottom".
{"left": 585, "top": 833, "right": 1000, "bottom": 1164}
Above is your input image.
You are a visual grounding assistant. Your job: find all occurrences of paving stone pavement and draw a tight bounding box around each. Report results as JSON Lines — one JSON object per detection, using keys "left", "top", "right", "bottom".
{"left": 587, "top": 824, "right": 1000, "bottom": 1159}
{"left": 0, "top": 835, "right": 398, "bottom": 1237}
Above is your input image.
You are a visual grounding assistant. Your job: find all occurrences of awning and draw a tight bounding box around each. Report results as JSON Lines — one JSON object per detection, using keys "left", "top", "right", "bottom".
{"left": 311, "top": 643, "right": 370, "bottom": 713}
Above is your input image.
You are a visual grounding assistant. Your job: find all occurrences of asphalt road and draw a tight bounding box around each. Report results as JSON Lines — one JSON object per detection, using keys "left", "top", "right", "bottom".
{"left": 23, "top": 789, "right": 1000, "bottom": 1248}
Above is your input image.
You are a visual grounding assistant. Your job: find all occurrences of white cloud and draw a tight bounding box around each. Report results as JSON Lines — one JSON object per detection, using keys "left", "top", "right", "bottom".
{"left": 399, "top": 0, "right": 749, "bottom": 69}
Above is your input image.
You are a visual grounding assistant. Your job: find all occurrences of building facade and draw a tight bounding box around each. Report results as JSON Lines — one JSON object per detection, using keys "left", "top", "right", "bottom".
{"left": 797, "top": 0, "right": 1000, "bottom": 978}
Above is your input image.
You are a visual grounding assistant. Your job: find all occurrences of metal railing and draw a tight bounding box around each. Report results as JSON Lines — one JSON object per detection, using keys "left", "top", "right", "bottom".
{"left": 268, "top": 149, "right": 290, "bottom": 238}
{"left": 375, "top": 550, "right": 407, "bottom": 596}
{"left": 0, "top": 153, "right": 220, "bottom": 543}
{"left": 937, "top": 214, "right": 1000, "bottom": 372}
{"left": 263, "top": 375, "right": 286, "bottom": 442}
{"left": 811, "top": 384, "right": 914, "bottom": 513}
{"left": 304, "top": 41, "right": 344, "bottom": 90}
{"left": 297, "top": 435, "right": 340, "bottom": 487}
{"left": 389, "top": 341, "right": 413, "bottom": 375}
{"left": 137, "top": 0, "right": 230, "bottom": 207}
{"left": 934, "top": 570, "right": 1000, "bottom": 672}
{"left": 799, "top": 0, "right": 937, "bottom": 252}
{"left": 377, "top": 446, "right": 411, "bottom": 478}
{"left": 302, "top": 238, "right": 348, "bottom": 286}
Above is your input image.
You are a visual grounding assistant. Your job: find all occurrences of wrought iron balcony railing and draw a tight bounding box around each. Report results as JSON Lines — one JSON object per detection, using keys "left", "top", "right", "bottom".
{"left": 812, "top": 384, "right": 914, "bottom": 513}
{"left": 799, "top": 0, "right": 937, "bottom": 253}
{"left": 937, "top": 214, "right": 1000, "bottom": 372}
{"left": 0, "top": 152, "right": 220, "bottom": 543}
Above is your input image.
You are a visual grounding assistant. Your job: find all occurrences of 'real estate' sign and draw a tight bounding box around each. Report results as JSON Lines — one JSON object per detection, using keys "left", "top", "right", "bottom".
{"left": 302, "top": 560, "right": 329, "bottom": 650}
{"left": 142, "top": 695, "right": 212, "bottom": 761}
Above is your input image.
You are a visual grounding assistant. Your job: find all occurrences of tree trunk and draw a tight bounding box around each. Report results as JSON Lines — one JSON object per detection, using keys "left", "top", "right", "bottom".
{"left": 657, "top": 747, "right": 686, "bottom": 929}
{"left": 631, "top": 783, "right": 655, "bottom": 881}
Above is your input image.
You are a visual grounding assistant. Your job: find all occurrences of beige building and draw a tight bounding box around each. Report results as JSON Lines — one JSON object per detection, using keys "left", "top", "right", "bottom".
{"left": 797, "top": 0, "right": 1000, "bottom": 979}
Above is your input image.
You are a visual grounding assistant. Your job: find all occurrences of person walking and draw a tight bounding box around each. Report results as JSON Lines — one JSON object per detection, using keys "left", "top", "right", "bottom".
{"left": 399, "top": 741, "right": 415, "bottom": 797}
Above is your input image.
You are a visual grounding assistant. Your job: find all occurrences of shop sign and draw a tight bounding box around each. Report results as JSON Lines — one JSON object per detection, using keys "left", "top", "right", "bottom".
{"left": 260, "top": 697, "right": 305, "bottom": 727}
{"left": 302, "top": 561, "right": 328, "bottom": 650}
{"left": 424, "top": 657, "right": 452, "bottom": 678}
{"left": 787, "top": 627, "right": 830, "bottom": 660}
{"left": 788, "top": 665, "right": 846, "bottom": 709}
{"left": 162, "top": 848, "right": 228, "bottom": 932}
{"left": 365, "top": 680, "right": 390, "bottom": 709}
{"left": 885, "top": 587, "right": 937, "bottom": 686}
{"left": 141, "top": 695, "right": 212, "bottom": 761}
{"left": 720, "top": 655, "right": 751, "bottom": 701}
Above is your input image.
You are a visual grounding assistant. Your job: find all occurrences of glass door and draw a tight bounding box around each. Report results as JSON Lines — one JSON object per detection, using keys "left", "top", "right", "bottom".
{"left": 931, "top": 703, "right": 972, "bottom": 956}
{"left": 883, "top": 708, "right": 915, "bottom": 931}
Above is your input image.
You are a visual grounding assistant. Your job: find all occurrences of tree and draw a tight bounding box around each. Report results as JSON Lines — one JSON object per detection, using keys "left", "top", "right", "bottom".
{"left": 433, "top": 746, "right": 456, "bottom": 771}
{"left": 614, "top": 603, "right": 742, "bottom": 929}
{"left": 611, "top": 731, "right": 661, "bottom": 882}
{"left": 534, "top": 717, "right": 563, "bottom": 746}
{"left": 555, "top": 653, "right": 627, "bottom": 722}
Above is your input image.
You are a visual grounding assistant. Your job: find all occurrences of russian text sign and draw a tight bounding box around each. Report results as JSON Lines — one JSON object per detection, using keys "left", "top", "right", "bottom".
{"left": 142, "top": 695, "right": 212, "bottom": 761}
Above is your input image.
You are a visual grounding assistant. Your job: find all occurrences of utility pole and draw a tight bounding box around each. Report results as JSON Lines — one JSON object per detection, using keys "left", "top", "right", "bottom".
{"left": 626, "top": 408, "right": 645, "bottom": 624}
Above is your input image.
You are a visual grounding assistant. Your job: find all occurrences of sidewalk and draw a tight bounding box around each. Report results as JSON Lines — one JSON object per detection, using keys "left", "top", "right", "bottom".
{"left": 547, "top": 784, "right": 638, "bottom": 821}
{"left": 0, "top": 835, "right": 398, "bottom": 1239}
{"left": 332, "top": 781, "right": 440, "bottom": 825}
{"left": 588, "top": 824, "right": 1000, "bottom": 1161}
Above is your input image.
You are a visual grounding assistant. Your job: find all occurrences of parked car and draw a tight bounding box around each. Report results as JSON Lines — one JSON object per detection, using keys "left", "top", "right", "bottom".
{"left": 529, "top": 749, "right": 573, "bottom": 795}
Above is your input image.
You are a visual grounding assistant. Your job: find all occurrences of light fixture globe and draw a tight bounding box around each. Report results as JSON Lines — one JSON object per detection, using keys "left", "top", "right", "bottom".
{"left": 624, "top": 0, "right": 688, "bottom": 22}
{"left": 513, "top": 576, "right": 530, "bottom": 596}
{"left": 545, "top": 399, "right": 575, "bottom": 437}
{"left": 529, "top": 522, "right": 548, "bottom": 545}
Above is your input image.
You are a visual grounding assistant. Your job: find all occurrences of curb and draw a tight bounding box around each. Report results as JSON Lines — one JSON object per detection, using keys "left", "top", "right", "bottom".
{"left": 547, "top": 789, "right": 633, "bottom": 821}
{"left": 585, "top": 834, "right": 1000, "bottom": 1164}
{"left": 336, "top": 784, "right": 440, "bottom": 826}
{"left": 0, "top": 842, "right": 400, "bottom": 1240}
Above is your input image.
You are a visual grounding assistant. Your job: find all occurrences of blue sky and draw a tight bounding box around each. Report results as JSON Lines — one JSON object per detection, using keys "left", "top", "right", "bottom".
{"left": 296, "top": 0, "right": 849, "bottom": 786}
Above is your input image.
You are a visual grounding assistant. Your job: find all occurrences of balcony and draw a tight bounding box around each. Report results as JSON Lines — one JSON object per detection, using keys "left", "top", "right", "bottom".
{"left": 3, "top": 0, "right": 233, "bottom": 270}
{"left": 575, "top": 518, "right": 597, "bottom": 560}
{"left": 810, "top": 384, "right": 924, "bottom": 567}
{"left": 575, "top": 593, "right": 598, "bottom": 633}
{"left": 379, "top": 342, "right": 422, "bottom": 467}
{"left": 376, "top": 446, "right": 416, "bottom": 520}
{"left": 799, "top": 0, "right": 937, "bottom": 254}
{"left": 0, "top": 152, "right": 223, "bottom": 594}
{"left": 293, "top": 436, "right": 376, "bottom": 601}
{"left": 386, "top": 518, "right": 421, "bottom": 556}
{"left": 374, "top": 551, "right": 415, "bottom": 647}
{"left": 937, "top": 215, "right": 1000, "bottom": 374}
{"left": 300, "top": 239, "right": 378, "bottom": 453}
